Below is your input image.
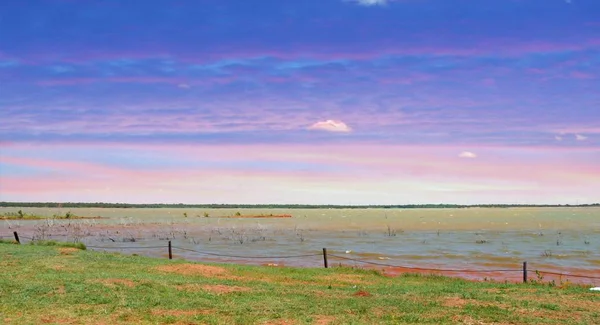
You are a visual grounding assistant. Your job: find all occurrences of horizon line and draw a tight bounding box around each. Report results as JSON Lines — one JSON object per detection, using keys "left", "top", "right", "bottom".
{"left": 1, "top": 202, "right": 599, "bottom": 208}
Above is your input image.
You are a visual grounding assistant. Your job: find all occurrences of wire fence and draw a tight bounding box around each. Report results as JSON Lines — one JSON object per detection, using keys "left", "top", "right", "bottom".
{"left": 3, "top": 231, "right": 599, "bottom": 282}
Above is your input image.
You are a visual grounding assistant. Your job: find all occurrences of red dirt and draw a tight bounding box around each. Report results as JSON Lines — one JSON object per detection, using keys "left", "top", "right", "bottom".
{"left": 353, "top": 290, "right": 372, "bottom": 297}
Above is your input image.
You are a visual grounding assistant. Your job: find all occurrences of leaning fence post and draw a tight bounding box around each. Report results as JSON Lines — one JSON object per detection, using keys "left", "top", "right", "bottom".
{"left": 323, "top": 248, "right": 328, "bottom": 268}
{"left": 523, "top": 261, "right": 527, "bottom": 283}
{"left": 168, "top": 241, "right": 172, "bottom": 260}
{"left": 13, "top": 231, "right": 20, "bottom": 244}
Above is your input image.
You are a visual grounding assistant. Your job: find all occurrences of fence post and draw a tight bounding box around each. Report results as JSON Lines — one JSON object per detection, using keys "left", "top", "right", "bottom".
{"left": 523, "top": 261, "right": 527, "bottom": 283}
{"left": 168, "top": 241, "right": 172, "bottom": 260}
{"left": 322, "top": 248, "right": 328, "bottom": 268}
{"left": 13, "top": 231, "right": 20, "bottom": 244}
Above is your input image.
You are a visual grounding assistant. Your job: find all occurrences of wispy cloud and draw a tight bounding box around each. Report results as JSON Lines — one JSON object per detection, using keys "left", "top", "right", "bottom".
{"left": 575, "top": 134, "right": 588, "bottom": 141}
{"left": 348, "top": 0, "right": 390, "bottom": 6}
{"left": 308, "top": 120, "right": 352, "bottom": 133}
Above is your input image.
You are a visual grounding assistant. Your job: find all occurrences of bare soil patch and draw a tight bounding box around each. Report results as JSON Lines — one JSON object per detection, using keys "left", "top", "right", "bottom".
{"left": 155, "top": 264, "right": 228, "bottom": 277}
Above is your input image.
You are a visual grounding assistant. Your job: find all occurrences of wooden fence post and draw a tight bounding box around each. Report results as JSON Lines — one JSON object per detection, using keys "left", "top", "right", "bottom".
{"left": 168, "top": 241, "right": 172, "bottom": 260}
{"left": 13, "top": 231, "right": 20, "bottom": 244}
{"left": 523, "top": 261, "right": 527, "bottom": 283}
{"left": 323, "top": 248, "right": 328, "bottom": 268}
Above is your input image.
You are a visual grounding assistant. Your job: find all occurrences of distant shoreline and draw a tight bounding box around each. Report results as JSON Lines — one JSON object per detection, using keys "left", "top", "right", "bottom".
{"left": 1, "top": 202, "right": 598, "bottom": 209}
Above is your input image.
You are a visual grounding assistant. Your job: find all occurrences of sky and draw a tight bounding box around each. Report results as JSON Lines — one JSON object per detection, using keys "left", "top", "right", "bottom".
{"left": 0, "top": 0, "right": 599, "bottom": 205}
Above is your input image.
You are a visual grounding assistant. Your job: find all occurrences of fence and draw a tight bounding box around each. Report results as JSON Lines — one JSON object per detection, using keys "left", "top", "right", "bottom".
{"left": 4, "top": 231, "right": 600, "bottom": 284}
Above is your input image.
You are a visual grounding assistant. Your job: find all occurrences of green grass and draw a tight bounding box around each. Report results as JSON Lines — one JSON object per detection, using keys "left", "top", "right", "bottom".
{"left": 0, "top": 245, "right": 598, "bottom": 325}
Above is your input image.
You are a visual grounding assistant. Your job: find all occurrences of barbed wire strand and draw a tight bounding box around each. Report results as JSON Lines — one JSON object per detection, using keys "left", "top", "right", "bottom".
{"left": 536, "top": 270, "right": 600, "bottom": 280}
{"left": 87, "top": 245, "right": 167, "bottom": 249}
{"left": 328, "top": 254, "right": 521, "bottom": 273}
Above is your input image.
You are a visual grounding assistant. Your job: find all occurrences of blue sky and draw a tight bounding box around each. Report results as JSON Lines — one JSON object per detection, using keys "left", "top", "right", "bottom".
{"left": 0, "top": 0, "right": 599, "bottom": 204}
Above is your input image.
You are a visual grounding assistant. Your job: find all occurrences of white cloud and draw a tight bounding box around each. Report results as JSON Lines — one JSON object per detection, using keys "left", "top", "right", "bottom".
{"left": 458, "top": 151, "right": 477, "bottom": 159}
{"left": 348, "top": 0, "right": 389, "bottom": 6}
{"left": 178, "top": 83, "right": 190, "bottom": 89}
{"left": 575, "top": 134, "right": 588, "bottom": 141}
{"left": 555, "top": 135, "right": 563, "bottom": 141}
{"left": 308, "top": 120, "right": 352, "bottom": 133}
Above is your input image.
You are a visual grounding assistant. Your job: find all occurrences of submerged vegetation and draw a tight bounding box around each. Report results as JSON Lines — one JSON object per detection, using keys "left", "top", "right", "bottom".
{"left": 0, "top": 244, "right": 598, "bottom": 324}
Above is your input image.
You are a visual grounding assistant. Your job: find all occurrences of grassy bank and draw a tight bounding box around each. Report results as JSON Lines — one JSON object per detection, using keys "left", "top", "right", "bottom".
{"left": 0, "top": 244, "right": 598, "bottom": 325}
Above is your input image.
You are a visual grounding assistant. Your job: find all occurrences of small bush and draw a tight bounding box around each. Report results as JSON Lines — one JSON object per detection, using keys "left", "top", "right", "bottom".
{"left": 0, "top": 239, "right": 19, "bottom": 245}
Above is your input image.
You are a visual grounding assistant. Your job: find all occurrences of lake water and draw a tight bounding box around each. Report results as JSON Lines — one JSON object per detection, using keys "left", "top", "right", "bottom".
{"left": 2, "top": 207, "right": 599, "bottom": 284}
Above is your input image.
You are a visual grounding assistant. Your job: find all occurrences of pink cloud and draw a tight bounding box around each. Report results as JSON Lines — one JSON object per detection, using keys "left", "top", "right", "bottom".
{"left": 307, "top": 120, "right": 352, "bottom": 133}
{"left": 458, "top": 151, "right": 477, "bottom": 158}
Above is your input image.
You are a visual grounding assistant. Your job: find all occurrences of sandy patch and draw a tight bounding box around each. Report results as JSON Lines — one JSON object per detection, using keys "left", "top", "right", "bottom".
{"left": 155, "top": 264, "right": 228, "bottom": 277}
{"left": 95, "top": 278, "right": 136, "bottom": 288}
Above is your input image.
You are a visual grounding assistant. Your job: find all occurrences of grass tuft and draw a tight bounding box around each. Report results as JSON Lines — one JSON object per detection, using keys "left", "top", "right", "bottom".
{"left": 29, "top": 240, "right": 87, "bottom": 250}
{"left": 0, "top": 238, "right": 19, "bottom": 245}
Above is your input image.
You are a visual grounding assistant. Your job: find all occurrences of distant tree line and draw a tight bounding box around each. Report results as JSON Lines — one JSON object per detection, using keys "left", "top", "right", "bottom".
{"left": 1, "top": 202, "right": 598, "bottom": 209}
